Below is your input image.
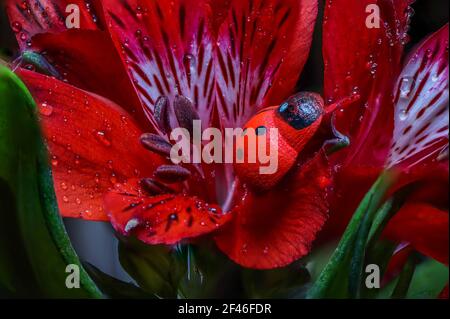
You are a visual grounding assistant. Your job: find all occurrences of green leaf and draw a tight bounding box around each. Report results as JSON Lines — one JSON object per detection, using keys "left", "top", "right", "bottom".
{"left": 360, "top": 240, "right": 396, "bottom": 298}
{"left": 349, "top": 198, "right": 394, "bottom": 297}
{"left": 242, "top": 262, "right": 311, "bottom": 298}
{"left": 0, "top": 66, "right": 102, "bottom": 298}
{"left": 307, "top": 171, "right": 397, "bottom": 298}
{"left": 390, "top": 254, "right": 417, "bottom": 299}
{"left": 83, "top": 262, "right": 154, "bottom": 299}
{"left": 118, "top": 238, "right": 186, "bottom": 298}
{"left": 378, "top": 258, "right": 448, "bottom": 299}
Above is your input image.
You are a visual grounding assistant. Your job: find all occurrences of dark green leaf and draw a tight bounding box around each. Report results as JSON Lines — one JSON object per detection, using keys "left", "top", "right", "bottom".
{"left": 242, "top": 262, "right": 311, "bottom": 298}
{"left": 83, "top": 262, "right": 155, "bottom": 299}
{"left": 378, "top": 258, "right": 448, "bottom": 299}
{"left": 391, "top": 254, "right": 417, "bottom": 299}
{"left": 0, "top": 66, "right": 102, "bottom": 298}
{"left": 118, "top": 237, "right": 186, "bottom": 298}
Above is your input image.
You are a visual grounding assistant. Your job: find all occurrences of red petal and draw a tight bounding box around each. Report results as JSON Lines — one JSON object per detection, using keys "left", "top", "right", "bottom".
{"left": 387, "top": 24, "right": 449, "bottom": 169}
{"left": 382, "top": 244, "right": 413, "bottom": 285}
{"left": 324, "top": 0, "right": 413, "bottom": 167}
{"left": 319, "top": 165, "right": 381, "bottom": 242}
{"left": 18, "top": 69, "right": 163, "bottom": 221}
{"left": 102, "top": 0, "right": 217, "bottom": 127}
{"left": 6, "top": 0, "right": 103, "bottom": 49}
{"left": 102, "top": 0, "right": 317, "bottom": 129}
{"left": 439, "top": 284, "right": 449, "bottom": 299}
{"left": 25, "top": 30, "right": 147, "bottom": 127}
{"left": 383, "top": 202, "right": 449, "bottom": 265}
{"left": 215, "top": 0, "right": 318, "bottom": 127}
{"left": 215, "top": 151, "right": 331, "bottom": 269}
{"left": 322, "top": 160, "right": 449, "bottom": 243}
{"left": 105, "top": 180, "right": 231, "bottom": 245}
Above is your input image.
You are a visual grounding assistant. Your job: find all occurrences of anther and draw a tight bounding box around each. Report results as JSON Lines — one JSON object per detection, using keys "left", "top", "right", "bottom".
{"left": 154, "top": 164, "right": 191, "bottom": 183}
{"left": 141, "top": 178, "right": 174, "bottom": 195}
{"left": 154, "top": 96, "right": 171, "bottom": 134}
{"left": 140, "top": 133, "right": 172, "bottom": 157}
{"left": 173, "top": 95, "right": 199, "bottom": 135}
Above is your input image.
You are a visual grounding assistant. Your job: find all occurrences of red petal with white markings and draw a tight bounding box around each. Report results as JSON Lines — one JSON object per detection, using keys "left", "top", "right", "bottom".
{"left": 102, "top": 0, "right": 318, "bottom": 130}
{"left": 387, "top": 24, "right": 449, "bottom": 169}
{"left": 102, "top": 0, "right": 216, "bottom": 128}
{"left": 215, "top": 0, "right": 318, "bottom": 127}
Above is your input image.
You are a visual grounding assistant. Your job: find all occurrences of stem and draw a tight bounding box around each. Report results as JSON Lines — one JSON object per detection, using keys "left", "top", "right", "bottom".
{"left": 391, "top": 254, "right": 417, "bottom": 299}
{"left": 307, "top": 169, "right": 398, "bottom": 299}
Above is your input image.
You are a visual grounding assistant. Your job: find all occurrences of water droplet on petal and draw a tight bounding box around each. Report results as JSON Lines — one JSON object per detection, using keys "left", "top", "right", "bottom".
{"left": 399, "top": 76, "right": 415, "bottom": 98}
{"left": 95, "top": 131, "right": 112, "bottom": 147}
{"left": 39, "top": 102, "right": 53, "bottom": 116}
{"left": 51, "top": 156, "right": 58, "bottom": 167}
{"left": 11, "top": 21, "right": 22, "bottom": 33}
{"left": 399, "top": 108, "right": 409, "bottom": 121}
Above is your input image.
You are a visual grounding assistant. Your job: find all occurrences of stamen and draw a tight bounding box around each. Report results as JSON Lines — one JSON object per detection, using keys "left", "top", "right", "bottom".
{"left": 141, "top": 178, "right": 174, "bottom": 195}
{"left": 140, "top": 133, "right": 172, "bottom": 157}
{"left": 325, "top": 93, "right": 360, "bottom": 114}
{"left": 173, "top": 95, "right": 199, "bottom": 135}
{"left": 155, "top": 164, "right": 191, "bottom": 183}
{"left": 154, "top": 96, "right": 171, "bottom": 134}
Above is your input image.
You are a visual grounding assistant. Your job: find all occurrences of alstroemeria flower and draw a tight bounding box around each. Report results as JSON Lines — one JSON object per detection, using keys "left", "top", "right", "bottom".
{"left": 319, "top": 0, "right": 449, "bottom": 244}
{"left": 6, "top": 0, "right": 333, "bottom": 269}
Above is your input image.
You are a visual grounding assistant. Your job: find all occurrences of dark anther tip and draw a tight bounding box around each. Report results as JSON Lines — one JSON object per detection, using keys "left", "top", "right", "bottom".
{"left": 154, "top": 96, "right": 171, "bottom": 134}
{"left": 140, "top": 133, "right": 172, "bottom": 156}
{"left": 141, "top": 178, "right": 174, "bottom": 195}
{"left": 173, "top": 95, "right": 199, "bottom": 134}
{"left": 154, "top": 164, "right": 191, "bottom": 183}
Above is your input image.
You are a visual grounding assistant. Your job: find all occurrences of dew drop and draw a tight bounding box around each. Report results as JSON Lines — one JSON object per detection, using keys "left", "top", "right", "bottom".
{"left": 11, "top": 21, "right": 22, "bottom": 33}
{"left": 51, "top": 156, "right": 58, "bottom": 167}
{"left": 95, "top": 131, "right": 112, "bottom": 147}
{"left": 110, "top": 173, "right": 117, "bottom": 184}
{"left": 399, "top": 76, "right": 415, "bottom": 98}
{"left": 399, "top": 108, "right": 409, "bottom": 121}
{"left": 39, "top": 101, "right": 53, "bottom": 116}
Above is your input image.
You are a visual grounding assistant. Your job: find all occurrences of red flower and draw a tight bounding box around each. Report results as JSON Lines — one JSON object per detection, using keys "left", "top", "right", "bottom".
{"left": 320, "top": 0, "right": 448, "bottom": 271}
{"left": 6, "top": 0, "right": 332, "bottom": 269}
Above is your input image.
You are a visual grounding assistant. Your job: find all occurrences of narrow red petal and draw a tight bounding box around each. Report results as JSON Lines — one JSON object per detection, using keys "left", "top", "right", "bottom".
{"left": 324, "top": 0, "right": 414, "bottom": 167}
{"left": 439, "top": 284, "right": 449, "bottom": 299}
{"left": 383, "top": 202, "right": 449, "bottom": 265}
{"left": 105, "top": 180, "right": 231, "bottom": 245}
{"left": 215, "top": 151, "right": 331, "bottom": 269}
{"left": 102, "top": 0, "right": 216, "bottom": 128}
{"left": 6, "top": 0, "right": 103, "bottom": 49}
{"left": 382, "top": 244, "right": 413, "bottom": 285}
{"left": 215, "top": 0, "right": 318, "bottom": 127}
{"left": 18, "top": 70, "right": 163, "bottom": 221}
{"left": 24, "top": 30, "right": 147, "bottom": 127}
{"left": 387, "top": 24, "right": 449, "bottom": 169}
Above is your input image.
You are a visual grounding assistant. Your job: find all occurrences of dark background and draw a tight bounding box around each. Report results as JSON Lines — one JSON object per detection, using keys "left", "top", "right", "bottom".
{"left": 0, "top": 0, "right": 448, "bottom": 280}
